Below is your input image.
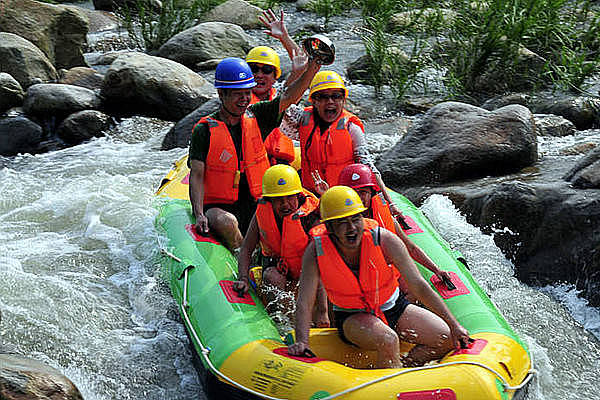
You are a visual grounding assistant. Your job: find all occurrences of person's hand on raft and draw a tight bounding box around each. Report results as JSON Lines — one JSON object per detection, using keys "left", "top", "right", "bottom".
{"left": 232, "top": 278, "right": 249, "bottom": 295}
{"left": 288, "top": 341, "right": 311, "bottom": 356}
{"left": 195, "top": 212, "right": 209, "bottom": 236}
{"left": 449, "top": 323, "right": 471, "bottom": 350}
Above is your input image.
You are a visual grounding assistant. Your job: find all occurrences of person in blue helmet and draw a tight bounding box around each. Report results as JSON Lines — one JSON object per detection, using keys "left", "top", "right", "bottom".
{"left": 188, "top": 56, "right": 320, "bottom": 251}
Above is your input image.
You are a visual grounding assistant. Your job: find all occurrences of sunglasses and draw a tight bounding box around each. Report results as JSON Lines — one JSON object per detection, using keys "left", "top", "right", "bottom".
{"left": 249, "top": 64, "right": 276, "bottom": 75}
{"left": 312, "top": 92, "right": 345, "bottom": 101}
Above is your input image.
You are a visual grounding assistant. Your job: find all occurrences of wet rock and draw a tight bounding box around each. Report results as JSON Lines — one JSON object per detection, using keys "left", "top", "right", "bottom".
{"left": 481, "top": 93, "right": 530, "bottom": 110}
{"left": 0, "top": 73, "right": 25, "bottom": 113}
{"left": 399, "top": 155, "right": 600, "bottom": 308}
{"left": 0, "top": 354, "right": 83, "bottom": 400}
{"left": 534, "top": 114, "right": 577, "bottom": 137}
{"left": 23, "top": 84, "right": 101, "bottom": 121}
{"left": 201, "top": 0, "right": 264, "bottom": 29}
{"left": 158, "top": 22, "right": 254, "bottom": 69}
{"left": 0, "top": 115, "right": 44, "bottom": 156}
{"left": 101, "top": 52, "right": 216, "bottom": 121}
{"left": 560, "top": 142, "right": 597, "bottom": 156}
{"left": 161, "top": 98, "right": 221, "bottom": 150}
{"left": 530, "top": 96, "right": 600, "bottom": 130}
{"left": 377, "top": 101, "right": 537, "bottom": 186}
{"left": 58, "top": 67, "right": 104, "bottom": 90}
{"left": 56, "top": 110, "right": 113, "bottom": 145}
{"left": 0, "top": 0, "right": 88, "bottom": 70}
{"left": 0, "top": 33, "right": 58, "bottom": 89}
{"left": 564, "top": 146, "right": 600, "bottom": 189}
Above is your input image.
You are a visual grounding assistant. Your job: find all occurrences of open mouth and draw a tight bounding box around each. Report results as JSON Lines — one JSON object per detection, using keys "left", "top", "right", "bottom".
{"left": 345, "top": 232, "right": 359, "bottom": 244}
{"left": 323, "top": 107, "right": 338, "bottom": 120}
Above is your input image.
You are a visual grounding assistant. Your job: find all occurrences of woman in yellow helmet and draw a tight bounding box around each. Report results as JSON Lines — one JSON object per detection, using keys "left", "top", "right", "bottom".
{"left": 278, "top": 71, "right": 400, "bottom": 216}
{"left": 289, "top": 186, "right": 470, "bottom": 368}
{"left": 233, "top": 165, "right": 329, "bottom": 326}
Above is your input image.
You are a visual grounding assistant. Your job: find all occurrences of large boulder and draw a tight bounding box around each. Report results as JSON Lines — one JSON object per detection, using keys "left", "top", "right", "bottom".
{"left": 0, "top": 33, "right": 58, "bottom": 89}
{"left": 56, "top": 110, "right": 113, "bottom": 145}
{"left": 0, "top": 114, "right": 44, "bottom": 156}
{"left": 377, "top": 102, "right": 538, "bottom": 187}
{"left": 58, "top": 67, "right": 104, "bottom": 90}
{"left": 101, "top": 52, "right": 216, "bottom": 121}
{"left": 0, "top": 73, "right": 25, "bottom": 112}
{"left": 0, "top": 354, "right": 83, "bottom": 400}
{"left": 201, "top": 0, "right": 264, "bottom": 29}
{"left": 161, "top": 98, "right": 221, "bottom": 150}
{"left": 158, "top": 22, "right": 254, "bottom": 69}
{"left": 564, "top": 146, "right": 600, "bottom": 189}
{"left": 23, "top": 84, "right": 102, "bottom": 121}
{"left": 0, "top": 0, "right": 88, "bottom": 70}
{"left": 530, "top": 95, "right": 600, "bottom": 130}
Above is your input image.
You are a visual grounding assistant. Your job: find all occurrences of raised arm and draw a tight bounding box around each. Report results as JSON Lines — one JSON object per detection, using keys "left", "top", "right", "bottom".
{"left": 379, "top": 228, "right": 469, "bottom": 349}
{"left": 189, "top": 159, "right": 208, "bottom": 234}
{"left": 260, "top": 9, "right": 301, "bottom": 63}
{"left": 288, "top": 242, "right": 320, "bottom": 355}
{"left": 279, "top": 57, "right": 320, "bottom": 114}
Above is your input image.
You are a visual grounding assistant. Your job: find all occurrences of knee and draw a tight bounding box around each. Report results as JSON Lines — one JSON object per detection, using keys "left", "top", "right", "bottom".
{"left": 375, "top": 328, "right": 400, "bottom": 352}
{"left": 211, "top": 211, "right": 239, "bottom": 233}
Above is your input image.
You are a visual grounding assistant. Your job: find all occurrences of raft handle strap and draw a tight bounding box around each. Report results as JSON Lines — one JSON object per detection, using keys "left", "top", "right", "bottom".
{"left": 161, "top": 249, "right": 195, "bottom": 309}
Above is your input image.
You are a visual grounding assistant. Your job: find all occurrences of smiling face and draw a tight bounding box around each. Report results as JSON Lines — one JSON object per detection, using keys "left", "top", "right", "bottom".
{"left": 269, "top": 194, "right": 300, "bottom": 219}
{"left": 248, "top": 63, "right": 277, "bottom": 98}
{"left": 326, "top": 213, "right": 364, "bottom": 249}
{"left": 219, "top": 88, "right": 252, "bottom": 116}
{"left": 311, "top": 88, "right": 345, "bottom": 123}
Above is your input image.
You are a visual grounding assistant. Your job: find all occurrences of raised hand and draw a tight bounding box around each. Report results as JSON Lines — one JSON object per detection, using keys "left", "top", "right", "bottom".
{"left": 291, "top": 47, "right": 309, "bottom": 75}
{"left": 311, "top": 170, "right": 329, "bottom": 195}
{"left": 259, "top": 9, "right": 287, "bottom": 41}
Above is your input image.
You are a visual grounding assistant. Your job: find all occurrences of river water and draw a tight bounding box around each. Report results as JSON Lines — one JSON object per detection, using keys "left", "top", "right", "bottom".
{"left": 1, "top": 115, "right": 599, "bottom": 400}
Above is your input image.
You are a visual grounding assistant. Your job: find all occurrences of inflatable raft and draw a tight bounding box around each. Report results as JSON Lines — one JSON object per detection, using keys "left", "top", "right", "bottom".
{"left": 155, "top": 155, "right": 535, "bottom": 400}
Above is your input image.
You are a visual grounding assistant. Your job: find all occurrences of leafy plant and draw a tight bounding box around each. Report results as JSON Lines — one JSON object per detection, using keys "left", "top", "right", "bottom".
{"left": 116, "top": 0, "right": 224, "bottom": 53}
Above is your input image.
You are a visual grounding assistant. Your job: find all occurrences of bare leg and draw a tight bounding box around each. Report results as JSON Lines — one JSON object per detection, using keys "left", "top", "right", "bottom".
{"left": 205, "top": 208, "right": 243, "bottom": 250}
{"left": 262, "top": 266, "right": 293, "bottom": 315}
{"left": 394, "top": 304, "right": 453, "bottom": 367}
{"left": 342, "top": 313, "right": 403, "bottom": 368}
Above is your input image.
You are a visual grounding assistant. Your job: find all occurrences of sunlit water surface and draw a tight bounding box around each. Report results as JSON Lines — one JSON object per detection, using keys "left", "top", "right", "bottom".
{"left": 0, "top": 119, "right": 598, "bottom": 400}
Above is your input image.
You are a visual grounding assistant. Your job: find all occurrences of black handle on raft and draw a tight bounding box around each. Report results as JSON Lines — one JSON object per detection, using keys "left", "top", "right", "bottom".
{"left": 302, "top": 348, "right": 316, "bottom": 358}
{"left": 460, "top": 338, "right": 475, "bottom": 349}
{"left": 396, "top": 215, "right": 411, "bottom": 230}
{"left": 442, "top": 275, "right": 457, "bottom": 291}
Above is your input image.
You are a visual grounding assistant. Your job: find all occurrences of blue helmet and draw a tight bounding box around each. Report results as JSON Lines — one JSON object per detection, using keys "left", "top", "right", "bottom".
{"left": 214, "top": 57, "right": 256, "bottom": 89}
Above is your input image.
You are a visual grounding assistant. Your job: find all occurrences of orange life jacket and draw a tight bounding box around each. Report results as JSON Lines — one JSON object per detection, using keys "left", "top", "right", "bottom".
{"left": 298, "top": 107, "right": 363, "bottom": 193}
{"left": 264, "top": 127, "right": 295, "bottom": 165}
{"left": 310, "top": 218, "right": 398, "bottom": 325}
{"left": 370, "top": 194, "right": 396, "bottom": 233}
{"left": 256, "top": 190, "right": 319, "bottom": 280}
{"left": 250, "top": 87, "right": 277, "bottom": 105}
{"left": 200, "top": 112, "right": 270, "bottom": 204}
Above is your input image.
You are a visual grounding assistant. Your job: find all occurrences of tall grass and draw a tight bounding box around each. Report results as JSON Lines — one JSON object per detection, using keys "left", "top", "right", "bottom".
{"left": 308, "top": 0, "right": 345, "bottom": 31}
{"left": 116, "top": 0, "right": 224, "bottom": 53}
{"left": 355, "top": 0, "right": 600, "bottom": 100}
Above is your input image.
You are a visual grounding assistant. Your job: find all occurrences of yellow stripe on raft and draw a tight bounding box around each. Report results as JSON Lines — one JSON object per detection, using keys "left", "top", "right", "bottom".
{"left": 218, "top": 331, "right": 530, "bottom": 400}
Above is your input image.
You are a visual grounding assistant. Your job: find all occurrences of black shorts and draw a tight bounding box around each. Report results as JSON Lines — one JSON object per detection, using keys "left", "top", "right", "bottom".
{"left": 333, "top": 293, "right": 411, "bottom": 345}
{"left": 205, "top": 201, "right": 256, "bottom": 236}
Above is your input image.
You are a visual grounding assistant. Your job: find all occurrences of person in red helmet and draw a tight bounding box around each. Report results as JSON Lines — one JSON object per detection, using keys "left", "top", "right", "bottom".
{"left": 338, "top": 164, "right": 452, "bottom": 297}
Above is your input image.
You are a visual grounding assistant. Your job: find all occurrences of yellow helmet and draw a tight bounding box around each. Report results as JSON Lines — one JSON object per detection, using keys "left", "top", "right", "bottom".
{"left": 246, "top": 46, "right": 282, "bottom": 79}
{"left": 262, "top": 165, "right": 302, "bottom": 197}
{"left": 320, "top": 186, "right": 366, "bottom": 222}
{"left": 309, "top": 70, "right": 348, "bottom": 99}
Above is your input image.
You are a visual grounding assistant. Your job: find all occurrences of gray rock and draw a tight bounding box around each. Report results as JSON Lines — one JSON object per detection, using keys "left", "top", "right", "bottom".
{"left": 0, "top": 73, "right": 25, "bottom": 112}
{"left": 23, "top": 84, "right": 101, "bottom": 119}
{"left": 533, "top": 114, "right": 577, "bottom": 137}
{"left": 0, "top": 0, "right": 89, "bottom": 69}
{"left": 564, "top": 146, "right": 600, "bottom": 189}
{"left": 57, "top": 110, "right": 113, "bottom": 145}
{"left": 58, "top": 67, "right": 104, "bottom": 90}
{"left": 0, "top": 115, "right": 43, "bottom": 156}
{"left": 158, "top": 22, "right": 254, "bottom": 69}
{"left": 0, "top": 354, "right": 83, "bottom": 400}
{"left": 530, "top": 96, "right": 600, "bottom": 130}
{"left": 161, "top": 98, "right": 221, "bottom": 150}
{"left": 481, "top": 93, "right": 530, "bottom": 110}
{"left": 101, "top": 52, "right": 216, "bottom": 121}
{"left": 0, "top": 33, "right": 58, "bottom": 89}
{"left": 377, "top": 101, "right": 538, "bottom": 186}
{"left": 201, "top": 0, "right": 264, "bottom": 29}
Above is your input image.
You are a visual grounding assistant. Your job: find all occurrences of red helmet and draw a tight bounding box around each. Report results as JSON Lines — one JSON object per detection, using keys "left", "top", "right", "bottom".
{"left": 338, "top": 164, "right": 378, "bottom": 190}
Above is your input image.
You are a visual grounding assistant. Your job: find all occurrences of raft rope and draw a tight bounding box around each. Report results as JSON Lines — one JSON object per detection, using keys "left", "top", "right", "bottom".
{"left": 162, "top": 249, "right": 538, "bottom": 400}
